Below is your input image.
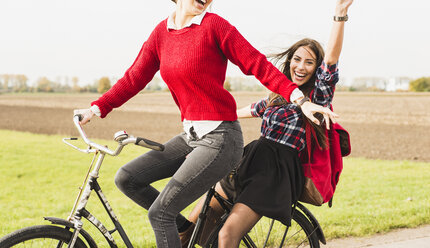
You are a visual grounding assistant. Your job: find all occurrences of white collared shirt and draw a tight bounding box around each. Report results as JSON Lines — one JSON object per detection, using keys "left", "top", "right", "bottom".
{"left": 167, "top": 9, "right": 208, "bottom": 31}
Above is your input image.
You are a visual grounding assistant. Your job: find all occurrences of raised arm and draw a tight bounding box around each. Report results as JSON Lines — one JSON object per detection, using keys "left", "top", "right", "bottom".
{"left": 324, "top": 0, "right": 353, "bottom": 65}
{"left": 214, "top": 17, "right": 338, "bottom": 125}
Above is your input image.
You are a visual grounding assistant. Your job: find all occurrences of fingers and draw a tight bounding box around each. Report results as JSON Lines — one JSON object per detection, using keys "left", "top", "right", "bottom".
{"left": 329, "top": 113, "right": 338, "bottom": 124}
{"left": 73, "top": 109, "right": 94, "bottom": 125}
{"left": 301, "top": 102, "right": 340, "bottom": 128}
{"left": 323, "top": 113, "right": 330, "bottom": 130}
{"left": 303, "top": 109, "right": 320, "bottom": 125}
{"left": 321, "top": 108, "right": 339, "bottom": 129}
{"left": 301, "top": 102, "right": 321, "bottom": 125}
{"left": 80, "top": 115, "right": 91, "bottom": 125}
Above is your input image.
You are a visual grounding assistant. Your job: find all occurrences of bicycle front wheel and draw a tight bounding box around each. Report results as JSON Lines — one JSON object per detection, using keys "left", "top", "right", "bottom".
{"left": 0, "top": 225, "right": 88, "bottom": 248}
{"left": 206, "top": 210, "right": 320, "bottom": 248}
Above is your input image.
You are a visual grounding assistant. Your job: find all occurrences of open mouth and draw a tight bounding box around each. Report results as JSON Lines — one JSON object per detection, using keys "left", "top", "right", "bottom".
{"left": 196, "top": 0, "right": 207, "bottom": 7}
{"left": 294, "top": 72, "right": 307, "bottom": 80}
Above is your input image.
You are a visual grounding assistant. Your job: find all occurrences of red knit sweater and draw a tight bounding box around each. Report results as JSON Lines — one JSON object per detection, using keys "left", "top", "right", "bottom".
{"left": 92, "top": 13, "right": 298, "bottom": 120}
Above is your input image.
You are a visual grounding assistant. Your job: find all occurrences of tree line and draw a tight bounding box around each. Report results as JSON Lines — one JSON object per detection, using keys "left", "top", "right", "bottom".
{"left": 409, "top": 77, "right": 430, "bottom": 92}
{"left": 0, "top": 74, "right": 266, "bottom": 94}
{"left": 1, "top": 74, "right": 429, "bottom": 94}
{"left": 0, "top": 74, "right": 112, "bottom": 94}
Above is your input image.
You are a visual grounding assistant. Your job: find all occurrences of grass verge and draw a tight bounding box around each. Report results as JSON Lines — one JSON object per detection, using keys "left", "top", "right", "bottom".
{"left": 0, "top": 130, "right": 429, "bottom": 247}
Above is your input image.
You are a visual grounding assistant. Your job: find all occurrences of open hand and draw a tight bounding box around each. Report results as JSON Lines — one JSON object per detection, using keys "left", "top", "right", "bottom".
{"left": 336, "top": 0, "right": 353, "bottom": 15}
{"left": 300, "top": 101, "right": 339, "bottom": 129}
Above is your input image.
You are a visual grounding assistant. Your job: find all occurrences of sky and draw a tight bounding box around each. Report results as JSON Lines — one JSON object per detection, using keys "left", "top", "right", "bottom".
{"left": 1, "top": 0, "right": 429, "bottom": 86}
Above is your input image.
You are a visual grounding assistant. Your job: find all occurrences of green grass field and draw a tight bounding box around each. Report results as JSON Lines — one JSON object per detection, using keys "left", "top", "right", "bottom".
{"left": 0, "top": 129, "right": 429, "bottom": 247}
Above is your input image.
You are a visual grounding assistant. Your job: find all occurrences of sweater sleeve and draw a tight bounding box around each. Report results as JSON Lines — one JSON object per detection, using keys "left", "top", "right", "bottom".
{"left": 91, "top": 32, "right": 160, "bottom": 118}
{"left": 215, "top": 18, "right": 298, "bottom": 102}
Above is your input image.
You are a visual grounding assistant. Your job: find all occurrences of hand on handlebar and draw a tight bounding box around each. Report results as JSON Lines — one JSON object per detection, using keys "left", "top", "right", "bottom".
{"left": 73, "top": 109, "right": 95, "bottom": 125}
{"left": 66, "top": 114, "right": 165, "bottom": 154}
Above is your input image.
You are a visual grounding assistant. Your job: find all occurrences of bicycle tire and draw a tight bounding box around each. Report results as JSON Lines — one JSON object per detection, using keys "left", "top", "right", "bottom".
{"left": 0, "top": 225, "right": 88, "bottom": 248}
{"left": 205, "top": 210, "right": 320, "bottom": 248}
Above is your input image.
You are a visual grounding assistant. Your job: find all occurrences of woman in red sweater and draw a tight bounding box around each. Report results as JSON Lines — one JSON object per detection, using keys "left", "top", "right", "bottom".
{"left": 74, "top": 0, "right": 336, "bottom": 247}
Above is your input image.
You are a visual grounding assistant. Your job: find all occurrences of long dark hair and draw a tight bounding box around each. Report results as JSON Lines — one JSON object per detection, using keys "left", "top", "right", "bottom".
{"left": 268, "top": 38, "right": 328, "bottom": 148}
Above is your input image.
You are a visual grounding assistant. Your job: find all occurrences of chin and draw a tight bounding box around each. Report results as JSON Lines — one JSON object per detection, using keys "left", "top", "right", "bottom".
{"left": 293, "top": 80, "right": 305, "bottom": 86}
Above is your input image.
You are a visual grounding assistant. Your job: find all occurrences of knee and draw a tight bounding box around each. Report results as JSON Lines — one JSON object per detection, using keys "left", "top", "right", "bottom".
{"left": 218, "top": 224, "right": 239, "bottom": 246}
{"left": 147, "top": 203, "right": 166, "bottom": 226}
{"left": 114, "top": 168, "right": 136, "bottom": 193}
{"left": 147, "top": 204, "right": 158, "bottom": 224}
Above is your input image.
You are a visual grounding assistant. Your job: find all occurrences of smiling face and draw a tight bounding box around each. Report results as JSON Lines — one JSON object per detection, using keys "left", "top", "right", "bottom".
{"left": 179, "top": 0, "right": 213, "bottom": 16}
{"left": 289, "top": 46, "right": 318, "bottom": 86}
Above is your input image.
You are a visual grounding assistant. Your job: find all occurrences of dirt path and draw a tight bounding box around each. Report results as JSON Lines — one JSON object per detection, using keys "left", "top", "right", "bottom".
{"left": 325, "top": 224, "right": 430, "bottom": 247}
{"left": 1, "top": 103, "right": 429, "bottom": 162}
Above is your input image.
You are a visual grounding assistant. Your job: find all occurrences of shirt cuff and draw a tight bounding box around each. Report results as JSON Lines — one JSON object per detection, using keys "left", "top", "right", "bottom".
{"left": 90, "top": 105, "right": 101, "bottom": 117}
{"left": 289, "top": 88, "right": 305, "bottom": 103}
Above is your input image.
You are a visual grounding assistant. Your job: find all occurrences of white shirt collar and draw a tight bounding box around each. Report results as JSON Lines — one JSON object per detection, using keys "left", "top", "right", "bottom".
{"left": 167, "top": 10, "right": 208, "bottom": 31}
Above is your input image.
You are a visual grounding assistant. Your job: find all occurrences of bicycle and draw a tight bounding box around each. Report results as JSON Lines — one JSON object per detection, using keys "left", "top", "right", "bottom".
{"left": 0, "top": 115, "right": 326, "bottom": 248}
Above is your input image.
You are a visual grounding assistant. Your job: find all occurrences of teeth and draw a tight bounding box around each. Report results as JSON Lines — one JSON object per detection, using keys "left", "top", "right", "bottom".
{"left": 295, "top": 72, "right": 305, "bottom": 77}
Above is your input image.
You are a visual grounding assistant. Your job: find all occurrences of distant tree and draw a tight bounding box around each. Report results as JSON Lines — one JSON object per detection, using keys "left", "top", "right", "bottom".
{"left": 224, "top": 80, "right": 232, "bottom": 92}
{"left": 409, "top": 77, "right": 430, "bottom": 92}
{"left": 97, "top": 77, "right": 111, "bottom": 94}
{"left": 2, "top": 74, "right": 10, "bottom": 90}
{"left": 72, "top": 77, "right": 81, "bottom": 93}
{"left": 13, "top": 74, "right": 29, "bottom": 92}
{"left": 36, "top": 77, "right": 55, "bottom": 92}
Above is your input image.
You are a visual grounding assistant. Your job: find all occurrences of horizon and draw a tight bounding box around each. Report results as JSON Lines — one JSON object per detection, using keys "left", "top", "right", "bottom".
{"left": 1, "top": 0, "right": 429, "bottom": 86}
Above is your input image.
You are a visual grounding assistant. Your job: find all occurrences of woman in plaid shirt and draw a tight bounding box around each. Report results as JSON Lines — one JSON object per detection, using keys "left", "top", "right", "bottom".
{"left": 180, "top": 0, "right": 354, "bottom": 247}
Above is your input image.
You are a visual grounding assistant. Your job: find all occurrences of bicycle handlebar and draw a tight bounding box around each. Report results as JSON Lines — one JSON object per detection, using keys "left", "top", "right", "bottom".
{"left": 62, "top": 114, "right": 165, "bottom": 155}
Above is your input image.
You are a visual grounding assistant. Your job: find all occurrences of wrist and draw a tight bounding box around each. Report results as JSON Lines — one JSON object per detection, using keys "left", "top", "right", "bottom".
{"left": 333, "top": 14, "right": 348, "bottom": 22}
{"left": 290, "top": 88, "right": 305, "bottom": 103}
{"left": 335, "top": 6, "right": 348, "bottom": 16}
{"left": 90, "top": 105, "right": 101, "bottom": 117}
{"left": 297, "top": 96, "right": 310, "bottom": 106}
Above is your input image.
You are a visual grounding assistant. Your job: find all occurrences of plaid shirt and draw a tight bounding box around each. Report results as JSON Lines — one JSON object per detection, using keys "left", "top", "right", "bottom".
{"left": 251, "top": 62, "right": 339, "bottom": 151}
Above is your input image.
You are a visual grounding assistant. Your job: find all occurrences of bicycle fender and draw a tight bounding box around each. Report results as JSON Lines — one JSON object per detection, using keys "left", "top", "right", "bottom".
{"left": 44, "top": 217, "right": 98, "bottom": 248}
{"left": 296, "top": 204, "right": 327, "bottom": 245}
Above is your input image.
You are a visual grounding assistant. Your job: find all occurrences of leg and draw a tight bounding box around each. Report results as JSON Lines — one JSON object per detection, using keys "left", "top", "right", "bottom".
{"left": 187, "top": 182, "right": 227, "bottom": 223}
{"left": 218, "top": 203, "right": 262, "bottom": 248}
{"left": 114, "top": 133, "right": 193, "bottom": 229}
{"left": 148, "top": 122, "right": 244, "bottom": 247}
{"left": 180, "top": 183, "right": 227, "bottom": 247}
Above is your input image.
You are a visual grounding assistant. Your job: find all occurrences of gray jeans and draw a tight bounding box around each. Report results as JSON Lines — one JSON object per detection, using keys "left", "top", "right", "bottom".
{"left": 114, "top": 121, "right": 243, "bottom": 247}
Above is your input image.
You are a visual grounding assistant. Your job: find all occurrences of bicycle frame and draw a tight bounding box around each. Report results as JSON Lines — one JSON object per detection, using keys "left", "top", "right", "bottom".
{"left": 65, "top": 151, "right": 133, "bottom": 248}
{"left": 48, "top": 115, "right": 325, "bottom": 248}
{"left": 186, "top": 182, "right": 326, "bottom": 248}
{"left": 186, "top": 184, "right": 261, "bottom": 248}
{"left": 50, "top": 115, "right": 165, "bottom": 248}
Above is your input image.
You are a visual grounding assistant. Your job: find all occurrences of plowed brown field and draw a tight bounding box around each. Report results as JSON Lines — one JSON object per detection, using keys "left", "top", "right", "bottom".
{"left": 1, "top": 92, "right": 429, "bottom": 161}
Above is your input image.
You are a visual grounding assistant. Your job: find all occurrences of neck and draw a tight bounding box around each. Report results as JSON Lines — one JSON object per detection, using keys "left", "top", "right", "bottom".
{"left": 174, "top": 6, "right": 195, "bottom": 29}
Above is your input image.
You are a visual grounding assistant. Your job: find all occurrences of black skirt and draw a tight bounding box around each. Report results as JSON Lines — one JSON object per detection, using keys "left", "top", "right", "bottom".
{"left": 220, "top": 137, "right": 304, "bottom": 226}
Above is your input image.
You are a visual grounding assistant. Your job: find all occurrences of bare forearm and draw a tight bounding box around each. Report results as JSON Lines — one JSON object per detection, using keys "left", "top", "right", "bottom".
{"left": 324, "top": 0, "right": 352, "bottom": 65}
{"left": 237, "top": 104, "right": 254, "bottom": 118}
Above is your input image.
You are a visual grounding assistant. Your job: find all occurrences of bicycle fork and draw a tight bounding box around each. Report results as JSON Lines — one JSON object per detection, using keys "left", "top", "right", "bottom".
{"left": 65, "top": 152, "right": 134, "bottom": 248}
{"left": 65, "top": 151, "right": 101, "bottom": 248}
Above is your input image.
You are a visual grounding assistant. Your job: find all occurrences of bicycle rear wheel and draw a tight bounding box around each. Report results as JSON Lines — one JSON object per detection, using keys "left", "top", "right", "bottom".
{"left": 0, "top": 225, "right": 88, "bottom": 248}
{"left": 205, "top": 209, "right": 320, "bottom": 248}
